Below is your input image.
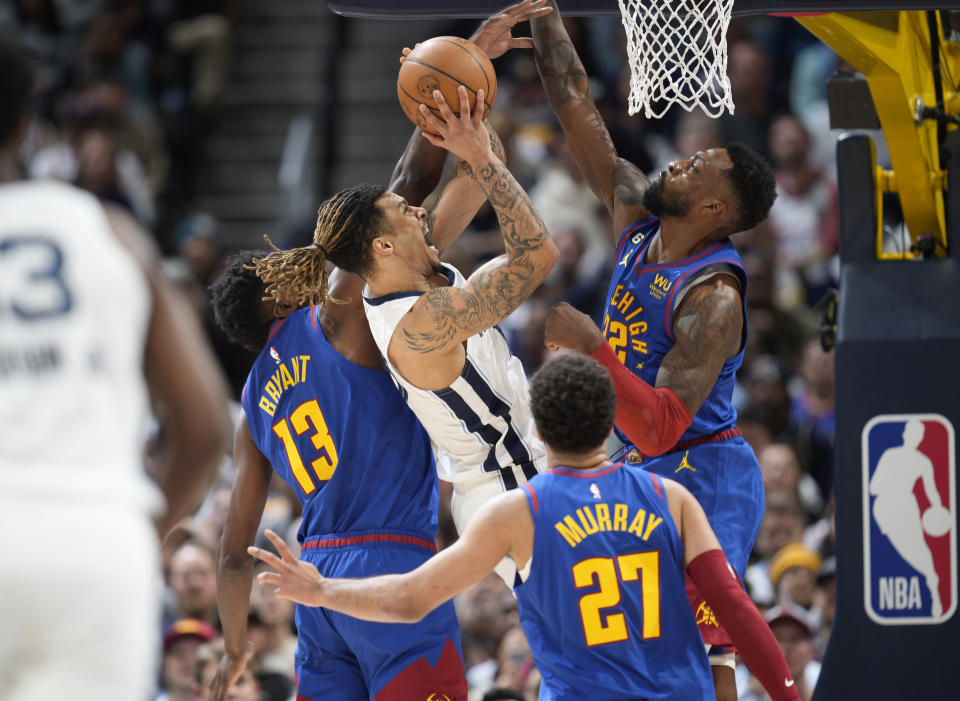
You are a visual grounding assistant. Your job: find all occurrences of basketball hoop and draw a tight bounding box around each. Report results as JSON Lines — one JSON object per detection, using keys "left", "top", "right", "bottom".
{"left": 617, "top": 0, "right": 735, "bottom": 118}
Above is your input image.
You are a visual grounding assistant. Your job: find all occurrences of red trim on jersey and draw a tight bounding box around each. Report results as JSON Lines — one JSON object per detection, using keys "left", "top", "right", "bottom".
{"left": 240, "top": 382, "right": 248, "bottom": 405}
{"left": 548, "top": 463, "right": 624, "bottom": 480}
{"left": 266, "top": 317, "right": 288, "bottom": 342}
{"left": 636, "top": 239, "right": 724, "bottom": 275}
{"left": 301, "top": 533, "right": 437, "bottom": 553}
{"left": 664, "top": 256, "right": 743, "bottom": 341}
{"left": 310, "top": 305, "right": 319, "bottom": 331}
{"left": 651, "top": 473, "right": 664, "bottom": 499}
{"left": 521, "top": 482, "right": 539, "bottom": 514}
{"left": 296, "top": 694, "right": 314, "bottom": 701}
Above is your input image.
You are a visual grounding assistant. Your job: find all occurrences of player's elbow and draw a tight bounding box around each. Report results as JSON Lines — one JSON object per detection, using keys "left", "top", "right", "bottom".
{"left": 386, "top": 581, "right": 433, "bottom": 623}
{"left": 534, "top": 237, "right": 560, "bottom": 282}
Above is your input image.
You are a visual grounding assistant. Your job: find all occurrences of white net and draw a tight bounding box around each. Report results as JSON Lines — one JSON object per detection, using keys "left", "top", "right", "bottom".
{"left": 617, "top": 0, "right": 735, "bottom": 119}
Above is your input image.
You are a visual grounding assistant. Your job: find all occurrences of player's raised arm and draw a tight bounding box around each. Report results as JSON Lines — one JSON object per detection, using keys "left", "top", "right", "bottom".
{"left": 397, "top": 87, "right": 558, "bottom": 356}
{"left": 531, "top": 0, "right": 650, "bottom": 235}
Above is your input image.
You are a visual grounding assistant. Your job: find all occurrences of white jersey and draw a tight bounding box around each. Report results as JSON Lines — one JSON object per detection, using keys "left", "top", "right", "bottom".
{"left": 363, "top": 263, "right": 545, "bottom": 491}
{"left": 0, "top": 180, "right": 155, "bottom": 509}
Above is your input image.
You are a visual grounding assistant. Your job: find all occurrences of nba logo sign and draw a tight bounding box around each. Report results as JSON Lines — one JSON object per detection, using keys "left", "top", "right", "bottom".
{"left": 863, "top": 414, "right": 956, "bottom": 624}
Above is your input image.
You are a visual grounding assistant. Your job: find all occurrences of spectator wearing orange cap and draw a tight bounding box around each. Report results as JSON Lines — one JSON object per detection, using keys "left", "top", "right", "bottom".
{"left": 769, "top": 542, "right": 823, "bottom": 631}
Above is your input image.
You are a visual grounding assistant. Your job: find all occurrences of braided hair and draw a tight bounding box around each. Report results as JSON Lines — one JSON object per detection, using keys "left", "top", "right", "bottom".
{"left": 252, "top": 183, "right": 388, "bottom": 308}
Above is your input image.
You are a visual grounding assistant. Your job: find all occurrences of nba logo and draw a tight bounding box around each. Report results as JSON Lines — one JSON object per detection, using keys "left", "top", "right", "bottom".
{"left": 862, "top": 414, "right": 956, "bottom": 624}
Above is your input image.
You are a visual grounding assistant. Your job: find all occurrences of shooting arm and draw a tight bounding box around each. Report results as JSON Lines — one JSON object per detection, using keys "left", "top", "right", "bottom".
{"left": 217, "top": 414, "right": 272, "bottom": 658}
{"left": 427, "top": 122, "right": 506, "bottom": 253}
{"left": 400, "top": 157, "right": 558, "bottom": 354}
{"left": 531, "top": 1, "right": 649, "bottom": 234}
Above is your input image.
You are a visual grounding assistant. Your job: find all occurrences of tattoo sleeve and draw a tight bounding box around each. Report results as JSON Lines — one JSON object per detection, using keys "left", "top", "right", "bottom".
{"left": 402, "top": 161, "right": 556, "bottom": 353}
{"left": 655, "top": 279, "right": 743, "bottom": 415}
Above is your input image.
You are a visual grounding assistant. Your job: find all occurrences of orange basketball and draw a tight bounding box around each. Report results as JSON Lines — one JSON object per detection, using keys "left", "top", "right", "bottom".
{"left": 397, "top": 36, "right": 497, "bottom": 134}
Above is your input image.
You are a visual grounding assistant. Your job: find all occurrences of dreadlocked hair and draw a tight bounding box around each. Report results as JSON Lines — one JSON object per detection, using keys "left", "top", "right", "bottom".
{"left": 209, "top": 250, "right": 272, "bottom": 352}
{"left": 252, "top": 184, "right": 388, "bottom": 308}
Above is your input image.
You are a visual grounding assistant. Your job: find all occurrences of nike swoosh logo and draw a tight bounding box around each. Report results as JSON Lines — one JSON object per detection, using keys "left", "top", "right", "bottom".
{"left": 785, "top": 678, "right": 795, "bottom": 687}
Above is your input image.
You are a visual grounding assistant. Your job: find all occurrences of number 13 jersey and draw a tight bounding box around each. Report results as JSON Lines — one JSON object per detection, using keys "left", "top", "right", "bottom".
{"left": 241, "top": 306, "right": 439, "bottom": 543}
{"left": 515, "top": 463, "right": 713, "bottom": 701}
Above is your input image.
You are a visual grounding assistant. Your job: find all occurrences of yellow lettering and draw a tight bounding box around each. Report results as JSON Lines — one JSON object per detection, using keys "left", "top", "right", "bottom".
{"left": 624, "top": 306, "right": 644, "bottom": 322}
{"left": 616, "top": 291, "right": 634, "bottom": 314}
{"left": 577, "top": 506, "right": 600, "bottom": 534}
{"left": 258, "top": 395, "right": 276, "bottom": 416}
{"left": 595, "top": 503, "right": 612, "bottom": 532}
{"left": 629, "top": 320, "right": 647, "bottom": 335}
{"left": 556, "top": 516, "right": 587, "bottom": 547}
{"left": 280, "top": 363, "right": 295, "bottom": 390}
{"left": 654, "top": 273, "right": 672, "bottom": 291}
{"left": 611, "top": 284, "right": 623, "bottom": 306}
{"left": 265, "top": 381, "right": 281, "bottom": 403}
{"left": 631, "top": 339, "right": 648, "bottom": 354}
{"left": 628, "top": 508, "right": 647, "bottom": 538}
{"left": 300, "top": 355, "right": 310, "bottom": 380}
{"left": 613, "top": 503, "right": 629, "bottom": 531}
{"left": 643, "top": 515, "right": 663, "bottom": 541}
{"left": 292, "top": 356, "right": 301, "bottom": 384}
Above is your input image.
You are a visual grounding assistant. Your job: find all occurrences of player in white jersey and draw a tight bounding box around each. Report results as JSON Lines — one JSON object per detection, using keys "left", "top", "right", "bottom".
{"left": 252, "top": 85, "right": 557, "bottom": 583}
{"left": 0, "top": 44, "right": 229, "bottom": 701}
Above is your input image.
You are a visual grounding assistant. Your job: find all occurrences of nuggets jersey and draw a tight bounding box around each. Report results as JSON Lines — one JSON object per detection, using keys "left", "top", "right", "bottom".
{"left": 603, "top": 217, "right": 747, "bottom": 444}
{"left": 0, "top": 180, "right": 154, "bottom": 508}
{"left": 516, "top": 464, "right": 713, "bottom": 700}
{"left": 363, "top": 263, "right": 545, "bottom": 490}
{"left": 241, "top": 306, "right": 438, "bottom": 542}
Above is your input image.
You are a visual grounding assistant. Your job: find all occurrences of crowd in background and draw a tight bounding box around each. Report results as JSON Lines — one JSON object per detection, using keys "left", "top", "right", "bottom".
{"left": 4, "top": 3, "right": 844, "bottom": 700}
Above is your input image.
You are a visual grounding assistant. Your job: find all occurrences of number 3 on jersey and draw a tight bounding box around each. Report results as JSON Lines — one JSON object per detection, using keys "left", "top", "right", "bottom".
{"left": 272, "top": 398, "right": 338, "bottom": 495}
{"left": 574, "top": 551, "right": 660, "bottom": 646}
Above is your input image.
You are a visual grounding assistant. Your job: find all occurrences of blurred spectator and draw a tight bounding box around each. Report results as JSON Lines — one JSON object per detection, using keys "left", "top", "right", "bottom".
{"left": 768, "top": 542, "right": 823, "bottom": 626}
{"left": 758, "top": 442, "right": 824, "bottom": 517}
{"left": 790, "top": 338, "right": 836, "bottom": 500}
{"left": 166, "top": 539, "right": 220, "bottom": 628}
{"left": 812, "top": 555, "right": 836, "bottom": 655}
{"left": 247, "top": 562, "right": 297, "bottom": 698}
{"left": 157, "top": 618, "right": 218, "bottom": 701}
{"left": 492, "top": 625, "right": 535, "bottom": 694}
{"left": 740, "top": 354, "right": 792, "bottom": 440}
{"left": 767, "top": 113, "right": 838, "bottom": 307}
{"left": 720, "top": 40, "right": 775, "bottom": 158}
{"left": 744, "top": 493, "right": 807, "bottom": 606}
{"left": 737, "top": 604, "right": 821, "bottom": 701}
{"left": 456, "top": 573, "right": 519, "bottom": 694}
{"left": 166, "top": 1, "right": 232, "bottom": 111}
{"left": 195, "top": 638, "right": 261, "bottom": 701}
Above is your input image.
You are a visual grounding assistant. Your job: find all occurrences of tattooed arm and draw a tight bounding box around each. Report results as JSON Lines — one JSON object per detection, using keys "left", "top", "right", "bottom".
{"left": 531, "top": 1, "right": 650, "bottom": 237}
{"left": 425, "top": 121, "right": 506, "bottom": 253}
{"left": 388, "top": 127, "right": 447, "bottom": 207}
{"left": 656, "top": 276, "right": 743, "bottom": 415}
{"left": 394, "top": 87, "right": 558, "bottom": 368}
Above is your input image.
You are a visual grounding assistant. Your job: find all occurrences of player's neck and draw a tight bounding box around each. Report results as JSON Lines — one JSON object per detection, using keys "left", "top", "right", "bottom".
{"left": 365, "top": 264, "right": 441, "bottom": 298}
{"left": 546, "top": 444, "right": 611, "bottom": 472}
{"left": 654, "top": 218, "right": 727, "bottom": 263}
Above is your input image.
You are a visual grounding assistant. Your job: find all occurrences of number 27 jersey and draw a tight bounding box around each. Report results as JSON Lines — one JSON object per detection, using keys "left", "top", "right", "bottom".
{"left": 516, "top": 463, "right": 713, "bottom": 701}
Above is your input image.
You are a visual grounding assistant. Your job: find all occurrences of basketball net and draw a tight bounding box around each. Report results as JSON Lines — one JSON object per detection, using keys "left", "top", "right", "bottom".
{"left": 617, "top": 0, "right": 735, "bottom": 118}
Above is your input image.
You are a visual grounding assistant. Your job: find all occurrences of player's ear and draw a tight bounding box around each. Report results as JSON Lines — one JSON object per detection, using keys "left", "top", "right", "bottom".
{"left": 372, "top": 236, "right": 395, "bottom": 258}
{"left": 702, "top": 197, "right": 726, "bottom": 219}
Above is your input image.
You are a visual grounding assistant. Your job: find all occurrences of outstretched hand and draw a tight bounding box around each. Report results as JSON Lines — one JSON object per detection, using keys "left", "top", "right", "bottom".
{"left": 471, "top": 0, "right": 554, "bottom": 59}
{"left": 419, "top": 86, "right": 494, "bottom": 170}
{"left": 248, "top": 529, "right": 325, "bottom": 607}
{"left": 544, "top": 302, "right": 606, "bottom": 355}
{"left": 208, "top": 642, "right": 254, "bottom": 701}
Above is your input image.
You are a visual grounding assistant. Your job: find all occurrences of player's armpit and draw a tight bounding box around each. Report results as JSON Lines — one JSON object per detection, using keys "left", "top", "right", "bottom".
{"left": 656, "top": 276, "right": 743, "bottom": 416}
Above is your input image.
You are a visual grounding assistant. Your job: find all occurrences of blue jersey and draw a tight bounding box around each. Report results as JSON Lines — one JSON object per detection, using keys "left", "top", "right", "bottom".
{"left": 241, "top": 306, "right": 438, "bottom": 543}
{"left": 603, "top": 216, "right": 747, "bottom": 444}
{"left": 516, "top": 464, "right": 713, "bottom": 701}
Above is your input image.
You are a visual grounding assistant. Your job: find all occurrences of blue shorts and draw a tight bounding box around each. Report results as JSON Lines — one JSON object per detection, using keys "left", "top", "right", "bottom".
{"left": 294, "top": 531, "right": 467, "bottom": 701}
{"left": 623, "top": 435, "right": 764, "bottom": 649}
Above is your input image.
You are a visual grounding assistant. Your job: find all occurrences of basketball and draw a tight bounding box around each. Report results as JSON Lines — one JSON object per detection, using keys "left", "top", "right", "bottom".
{"left": 922, "top": 506, "right": 951, "bottom": 537}
{"left": 397, "top": 36, "right": 497, "bottom": 134}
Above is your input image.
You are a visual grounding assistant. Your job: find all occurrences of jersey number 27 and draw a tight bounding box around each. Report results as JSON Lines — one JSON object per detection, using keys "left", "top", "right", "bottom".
{"left": 574, "top": 551, "right": 661, "bottom": 646}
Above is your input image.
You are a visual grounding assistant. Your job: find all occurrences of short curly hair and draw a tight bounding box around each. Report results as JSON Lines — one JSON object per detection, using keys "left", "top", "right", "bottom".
{"left": 530, "top": 354, "right": 616, "bottom": 454}
{"left": 722, "top": 142, "right": 777, "bottom": 233}
{"left": 209, "top": 250, "right": 272, "bottom": 352}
